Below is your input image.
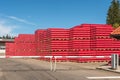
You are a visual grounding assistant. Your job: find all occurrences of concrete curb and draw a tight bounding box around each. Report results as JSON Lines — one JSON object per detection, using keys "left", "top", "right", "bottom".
{"left": 96, "top": 66, "right": 120, "bottom": 74}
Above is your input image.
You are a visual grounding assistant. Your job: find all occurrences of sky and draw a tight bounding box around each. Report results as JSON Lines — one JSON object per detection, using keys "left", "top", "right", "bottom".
{"left": 0, "top": 0, "right": 112, "bottom": 36}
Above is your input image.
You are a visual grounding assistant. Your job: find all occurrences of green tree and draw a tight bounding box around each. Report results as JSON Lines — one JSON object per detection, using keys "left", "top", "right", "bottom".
{"left": 6, "top": 34, "right": 9, "bottom": 39}
{"left": 6, "top": 34, "right": 13, "bottom": 39}
{"left": 106, "top": 0, "right": 120, "bottom": 28}
{"left": 2, "top": 35, "right": 5, "bottom": 39}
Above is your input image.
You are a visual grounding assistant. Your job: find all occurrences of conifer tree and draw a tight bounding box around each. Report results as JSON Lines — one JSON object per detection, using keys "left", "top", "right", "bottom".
{"left": 106, "top": 0, "right": 120, "bottom": 28}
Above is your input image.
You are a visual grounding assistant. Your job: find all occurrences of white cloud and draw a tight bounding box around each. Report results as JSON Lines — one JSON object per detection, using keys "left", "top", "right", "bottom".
{"left": 0, "top": 20, "right": 17, "bottom": 36}
{"left": 6, "top": 16, "right": 38, "bottom": 26}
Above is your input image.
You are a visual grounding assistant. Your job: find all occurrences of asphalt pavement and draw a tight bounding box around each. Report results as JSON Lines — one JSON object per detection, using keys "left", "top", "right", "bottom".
{"left": 0, "top": 59, "right": 119, "bottom": 80}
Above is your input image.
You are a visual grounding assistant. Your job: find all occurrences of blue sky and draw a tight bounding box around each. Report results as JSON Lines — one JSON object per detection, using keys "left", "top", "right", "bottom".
{"left": 0, "top": 0, "right": 112, "bottom": 36}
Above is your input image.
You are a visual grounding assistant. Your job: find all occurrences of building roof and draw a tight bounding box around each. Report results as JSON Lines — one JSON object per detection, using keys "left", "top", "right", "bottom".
{"left": 111, "top": 27, "right": 120, "bottom": 39}
{"left": 0, "top": 39, "right": 14, "bottom": 43}
{"left": 111, "top": 27, "right": 120, "bottom": 35}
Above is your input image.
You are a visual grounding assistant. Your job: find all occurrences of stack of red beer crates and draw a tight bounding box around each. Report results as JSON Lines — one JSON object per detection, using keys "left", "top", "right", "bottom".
{"left": 35, "top": 29, "right": 45, "bottom": 56}
{"left": 95, "top": 25, "right": 113, "bottom": 61}
{"left": 5, "top": 23, "right": 120, "bottom": 62}
{"left": 42, "top": 30, "right": 49, "bottom": 56}
{"left": 14, "top": 34, "right": 36, "bottom": 56}
{"left": 35, "top": 28, "right": 70, "bottom": 61}
{"left": 35, "top": 29, "right": 50, "bottom": 60}
{"left": 112, "top": 39, "right": 120, "bottom": 52}
{"left": 46, "top": 28, "right": 70, "bottom": 61}
{"left": 6, "top": 42, "right": 15, "bottom": 56}
{"left": 69, "top": 24, "right": 95, "bottom": 62}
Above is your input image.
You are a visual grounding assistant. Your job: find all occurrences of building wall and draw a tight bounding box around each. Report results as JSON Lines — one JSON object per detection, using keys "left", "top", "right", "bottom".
{"left": 0, "top": 40, "right": 14, "bottom": 54}
{"left": 0, "top": 42, "right": 5, "bottom": 53}
{"left": 0, "top": 50, "right": 5, "bottom": 54}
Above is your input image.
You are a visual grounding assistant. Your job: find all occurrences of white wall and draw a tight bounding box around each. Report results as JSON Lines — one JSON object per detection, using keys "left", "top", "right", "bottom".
{"left": 0, "top": 50, "right": 5, "bottom": 53}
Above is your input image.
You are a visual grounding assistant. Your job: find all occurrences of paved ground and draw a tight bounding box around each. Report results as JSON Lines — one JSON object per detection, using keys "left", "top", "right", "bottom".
{"left": 97, "top": 65, "right": 120, "bottom": 73}
{"left": 0, "top": 59, "right": 119, "bottom": 80}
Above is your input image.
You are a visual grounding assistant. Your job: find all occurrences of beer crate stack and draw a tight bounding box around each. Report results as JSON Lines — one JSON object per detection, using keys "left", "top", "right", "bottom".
{"left": 110, "top": 27, "right": 120, "bottom": 57}
{"left": 46, "top": 28, "right": 70, "bottom": 61}
{"left": 6, "top": 42, "right": 15, "bottom": 56}
{"left": 42, "top": 30, "right": 49, "bottom": 56}
{"left": 14, "top": 37, "right": 19, "bottom": 56}
{"left": 15, "top": 34, "right": 36, "bottom": 56}
{"left": 95, "top": 25, "right": 114, "bottom": 62}
{"left": 35, "top": 29, "right": 45, "bottom": 56}
{"left": 5, "top": 23, "right": 120, "bottom": 62}
{"left": 6, "top": 37, "right": 18, "bottom": 56}
{"left": 112, "top": 39, "right": 120, "bottom": 52}
{"left": 40, "top": 30, "right": 50, "bottom": 61}
{"left": 35, "top": 29, "right": 50, "bottom": 61}
{"left": 69, "top": 24, "right": 97, "bottom": 62}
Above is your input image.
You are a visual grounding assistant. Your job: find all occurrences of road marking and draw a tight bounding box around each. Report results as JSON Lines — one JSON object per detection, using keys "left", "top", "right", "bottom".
{"left": 87, "top": 76, "right": 120, "bottom": 79}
